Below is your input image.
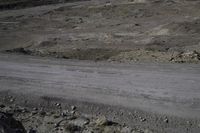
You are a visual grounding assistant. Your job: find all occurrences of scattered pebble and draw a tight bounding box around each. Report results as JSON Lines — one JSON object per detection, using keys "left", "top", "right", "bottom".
{"left": 33, "top": 107, "right": 38, "bottom": 111}
{"left": 10, "top": 98, "right": 14, "bottom": 102}
{"left": 55, "top": 103, "right": 61, "bottom": 107}
{"left": 186, "top": 121, "right": 192, "bottom": 126}
{"left": 164, "top": 118, "right": 169, "bottom": 123}
{"left": 140, "top": 118, "right": 146, "bottom": 122}
{"left": 70, "top": 110, "right": 75, "bottom": 114}
{"left": 71, "top": 105, "right": 76, "bottom": 110}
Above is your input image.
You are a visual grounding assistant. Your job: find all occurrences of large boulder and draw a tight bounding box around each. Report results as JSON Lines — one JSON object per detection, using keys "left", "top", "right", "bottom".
{"left": 0, "top": 112, "right": 26, "bottom": 133}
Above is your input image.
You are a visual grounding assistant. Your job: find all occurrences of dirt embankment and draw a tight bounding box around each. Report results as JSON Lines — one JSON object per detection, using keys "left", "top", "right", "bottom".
{"left": 1, "top": 0, "right": 200, "bottom": 63}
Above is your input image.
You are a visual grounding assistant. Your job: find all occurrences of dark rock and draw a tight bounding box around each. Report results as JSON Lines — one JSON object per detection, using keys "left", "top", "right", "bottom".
{"left": 0, "top": 104, "right": 5, "bottom": 108}
{"left": 6, "top": 48, "right": 32, "bottom": 55}
{"left": 39, "top": 111, "right": 46, "bottom": 116}
{"left": 28, "top": 128, "right": 37, "bottom": 133}
{"left": 64, "top": 123, "right": 82, "bottom": 132}
{"left": 0, "top": 112, "right": 26, "bottom": 133}
{"left": 135, "top": 23, "right": 140, "bottom": 26}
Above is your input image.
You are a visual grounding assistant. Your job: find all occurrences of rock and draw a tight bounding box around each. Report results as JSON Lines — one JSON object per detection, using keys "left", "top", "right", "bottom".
{"left": 121, "top": 126, "right": 132, "bottom": 133}
{"left": 3, "top": 107, "right": 14, "bottom": 114}
{"left": 14, "top": 107, "right": 27, "bottom": 113}
{"left": 39, "top": 111, "right": 46, "bottom": 116}
{"left": 9, "top": 98, "right": 15, "bottom": 103}
{"left": 186, "top": 121, "right": 192, "bottom": 126}
{"left": 64, "top": 123, "right": 82, "bottom": 132}
{"left": 0, "top": 112, "right": 26, "bottom": 133}
{"left": 135, "top": 23, "right": 140, "bottom": 26}
{"left": 6, "top": 48, "right": 32, "bottom": 55}
{"left": 182, "top": 51, "right": 200, "bottom": 59}
{"left": 70, "top": 111, "right": 75, "bottom": 114}
{"left": 71, "top": 106, "right": 76, "bottom": 110}
{"left": 31, "top": 111, "right": 38, "bottom": 116}
{"left": 164, "top": 118, "right": 169, "bottom": 123}
{"left": 53, "top": 114, "right": 60, "bottom": 119}
{"left": 103, "top": 126, "right": 117, "bottom": 133}
{"left": 140, "top": 118, "right": 146, "bottom": 122}
{"left": 95, "top": 116, "right": 108, "bottom": 126}
{"left": 28, "top": 128, "right": 37, "bottom": 133}
{"left": 82, "top": 129, "right": 93, "bottom": 133}
{"left": 95, "top": 116, "right": 114, "bottom": 126}
{"left": 69, "top": 117, "right": 90, "bottom": 127}
{"left": 144, "top": 129, "right": 153, "bottom": 133}
{"left": 33, "top": 107, "right": 38, "bottom": 111}
{"left": 55, "top": 103, "right": 61, "bottom": 107}
{"left": 171, "top": 51, "right": 200, "bottom": 63}
{"left": 0, "top": 104, "right": 5, "bottom": 108}
{"left": 61, "top": 110, "right": 68, "bottom": 117}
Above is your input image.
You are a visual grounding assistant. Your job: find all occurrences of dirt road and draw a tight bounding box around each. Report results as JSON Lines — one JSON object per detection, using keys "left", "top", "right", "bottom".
{"left": 0, "top": 53, "right": 200, "bottom": 119}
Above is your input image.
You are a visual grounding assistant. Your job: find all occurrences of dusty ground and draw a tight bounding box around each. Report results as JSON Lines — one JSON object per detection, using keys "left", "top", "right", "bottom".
{"left": 0, "top": 103, "right": 141, "bottom": 133}
{"left": 1, "top": 0, "right": 200, "bottom": 63}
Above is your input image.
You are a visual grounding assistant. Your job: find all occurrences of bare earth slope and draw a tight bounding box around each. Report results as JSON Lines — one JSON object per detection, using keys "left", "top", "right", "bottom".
{"left": 1, "top": 0, "right": 200, "bottom": 63}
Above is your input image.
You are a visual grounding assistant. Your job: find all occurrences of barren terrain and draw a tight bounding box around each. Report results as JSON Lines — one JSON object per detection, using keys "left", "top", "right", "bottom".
{"left": 1, "top": 0, "right": 200, "bottom": 133}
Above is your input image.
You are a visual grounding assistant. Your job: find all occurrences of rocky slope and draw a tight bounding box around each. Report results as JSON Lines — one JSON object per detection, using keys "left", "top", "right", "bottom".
{"left": 1, "top": 0, "right": 200, "bottom": 63}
